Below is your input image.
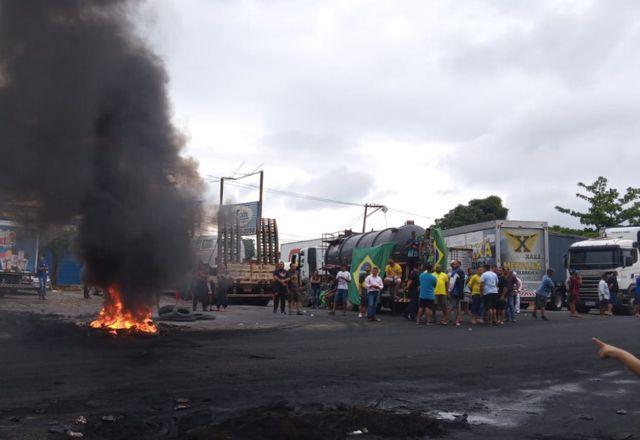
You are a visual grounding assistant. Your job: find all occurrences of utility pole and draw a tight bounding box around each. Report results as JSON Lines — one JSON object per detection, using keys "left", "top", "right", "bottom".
{"left": 362, "top": 203, "right": 386, "bottom": 233}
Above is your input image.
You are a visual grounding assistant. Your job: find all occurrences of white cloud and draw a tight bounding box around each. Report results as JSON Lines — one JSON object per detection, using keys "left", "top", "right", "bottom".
{"left": 136, "top": 0, "right": 640, "bottom": 239}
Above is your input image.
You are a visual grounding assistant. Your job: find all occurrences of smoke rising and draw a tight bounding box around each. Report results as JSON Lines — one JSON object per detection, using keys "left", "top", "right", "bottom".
{"left": 0, "top": 0, "right": 202, "bottom": 311}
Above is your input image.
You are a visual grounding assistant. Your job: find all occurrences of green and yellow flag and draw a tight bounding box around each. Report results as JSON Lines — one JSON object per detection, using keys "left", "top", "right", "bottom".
{"left": 431, "top": 227, "right": 448, "bottom": 269}
{"left": 348, "top": 242, "right": 396, "bottom": 305}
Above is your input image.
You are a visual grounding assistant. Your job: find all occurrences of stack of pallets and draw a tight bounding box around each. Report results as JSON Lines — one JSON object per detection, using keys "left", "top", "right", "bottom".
{"left": 257, "top": 218, "right": 280, "bottom": 264}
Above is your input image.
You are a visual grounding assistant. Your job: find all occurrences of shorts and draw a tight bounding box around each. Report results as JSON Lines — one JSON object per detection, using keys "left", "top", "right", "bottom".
{"left": 419, "top": 298, "right": 434, "bottom": 309}
{"left": 569, "top": 293, "right": 579, "bottom": 305}
{"left": 635, "top": 291, "right": 640, "bottom": 304}
{"left": 448, "top": 295, "right": 461, "bottom": 310}
{"left": 335, "top": 289, "right": 348, "bottom": 305}
{"left": 434, "top": 295, "right": 447, "bottom": 310}
{"left": 385, "top": 276, "right": 402, "bottom": 284}
{"left": 495, "top": 298, "right": 506, "bottom": 310}
{"left": 288, "top": 289, "right": 300, "bottom": 302}
{"left": 470, "top": 295, "right": 482, "bottom": 315}
{"left": 535, "top": 294, "right": 548, "bottom": 309}
{"left": 483, "top": 293, "right": 496, "bottom": 309}
{"left": 599, "top": 298, "right": 610, "bottom": 308}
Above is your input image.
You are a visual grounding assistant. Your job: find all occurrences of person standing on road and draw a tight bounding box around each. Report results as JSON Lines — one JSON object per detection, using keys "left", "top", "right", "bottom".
{"left": 598, "top": 272, "right": 611, "bottom": 317}
{"left": 405, "top": 231, "right": 421, "bottom": 278}
{"left": 467, "top": 267, "right": 483, "bottom": 325}
{"left": 37, "top": 255, "right": 49, "bottom": 300}
{"left": 310, "top": 271, "right": 322, "bottom": 309}
{"left": 514, "top": 271, "right": 523, "bottom": 314}
{"left": 417, "top": 264, "right": 437, "bottom": 325}
{"left": 448, "top": 260, "right": 466, "bottom": 326}
{"left": 503, "top": 267, "right": 518, "bottom": 323}
{"left": 215, "top": 263, "right": 233, "bottom": 312}
{"left": 364, "top": 266, "right": 384, "bottom": 322}
{"left": 433, "top": 264, "right": 450, "bottom": 325}
{"left": 332, "top": 265, "right": 351, "bottom": 315}
{"left": 404, "top": 263, "right": 421, "bottom": 321}
{"left": 495, "top": 267, "right": 508, "bottom": 325}
{"left": 568, "top": 270, "right": 582, "bottom": 318}
{"left": 358, "top": 265, "right": 371, "bottom": 318}
{"left": 533, "top": 268, "right": 554, "bottom": 321}
{"left": 191, "top": 265, "right": 209, "bottom": 312}
{"left": 272, "top": 262, "right": 289, "bottom": 314}
{"left": 288, "top": 263, "right": 304, "bottom": 315}
{"left": 480, "top": 264, "right": 499, "bottom": 325}
{"left": 607, "top": 271, "right": 618, "bottom": 315}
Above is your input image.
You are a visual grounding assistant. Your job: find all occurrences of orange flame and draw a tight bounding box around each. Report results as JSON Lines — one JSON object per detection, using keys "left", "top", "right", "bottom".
{"left": 90, "top": 286, "right": 158, "bottom": 335}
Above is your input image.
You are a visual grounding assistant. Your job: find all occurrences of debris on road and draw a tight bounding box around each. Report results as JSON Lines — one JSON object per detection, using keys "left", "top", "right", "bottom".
{"left": 101, "top": 414, "right": 120, "bottom": 422}
{"left": 74, "top": 416, "right": 87, "bottom": 425}
{"left": 578, "top": 414, "right": 594, "bottom": 421}
{"left": 66, "top": 429, "right": 84, "bottom": 437}
{"left": 616, "top": 409, "right": 627, "bottom": 415}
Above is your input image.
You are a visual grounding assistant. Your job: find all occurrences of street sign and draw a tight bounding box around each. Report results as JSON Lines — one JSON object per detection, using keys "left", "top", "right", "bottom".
{"left": 220, "top": 202, "right": 260, "bottom": 236}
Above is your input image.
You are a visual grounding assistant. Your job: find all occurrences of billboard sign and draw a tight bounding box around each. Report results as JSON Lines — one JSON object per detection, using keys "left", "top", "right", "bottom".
{"left": 220, "top": 202, "right": 260, "bottom": 236}
{"left": 499, "top": 227, "right": 546, "bottom": 292}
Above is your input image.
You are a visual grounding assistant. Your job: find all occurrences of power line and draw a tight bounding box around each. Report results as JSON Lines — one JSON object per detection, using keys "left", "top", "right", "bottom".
{"left": 206, "top": 175, "right": 434, "bottom": 221}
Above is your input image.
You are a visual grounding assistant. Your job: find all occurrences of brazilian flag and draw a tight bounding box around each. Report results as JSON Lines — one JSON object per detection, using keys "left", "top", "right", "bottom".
{"left": 432, "top": 227, "right": 448, "bottom": 269}
{"left": 348, "top": 242, "right": 396, "bottom": 305}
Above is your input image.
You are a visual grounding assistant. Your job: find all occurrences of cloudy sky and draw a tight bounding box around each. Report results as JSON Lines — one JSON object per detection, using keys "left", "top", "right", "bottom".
{"left": 137, "top": 0, "right": 640, "bottom": 242}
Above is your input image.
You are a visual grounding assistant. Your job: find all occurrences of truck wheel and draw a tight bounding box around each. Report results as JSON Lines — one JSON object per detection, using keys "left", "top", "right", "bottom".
{"left": 576, "top": 305, "right": 590, "bottom": 314}
{"left": 624, "top": 287, "right": 636, "bottom": 316}
{"left": 547, "top": 289, "right": 563, "bottom": 311}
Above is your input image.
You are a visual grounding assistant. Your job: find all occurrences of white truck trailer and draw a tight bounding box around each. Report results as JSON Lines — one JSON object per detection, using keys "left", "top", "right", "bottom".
{"left": 442, "top": 220, "right": 583, "bottom": 309}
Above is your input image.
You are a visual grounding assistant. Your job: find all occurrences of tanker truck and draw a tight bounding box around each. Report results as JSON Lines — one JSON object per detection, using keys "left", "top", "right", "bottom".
{"left": 323, "top": 223, "right": 425, "bottom": 311}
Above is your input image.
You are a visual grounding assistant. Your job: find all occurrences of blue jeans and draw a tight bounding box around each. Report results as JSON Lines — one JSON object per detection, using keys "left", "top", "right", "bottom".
{"left": 38, "top": 277, "right": 47, "bottom": 299}
{"left": 367, "top": 291, "right": 379, "bottom": 318}
{"left": 506, "top": 295, "right": 516, "bottom": 321}
{"left": 311, "top": 285, "right": 321, "bottom": 308}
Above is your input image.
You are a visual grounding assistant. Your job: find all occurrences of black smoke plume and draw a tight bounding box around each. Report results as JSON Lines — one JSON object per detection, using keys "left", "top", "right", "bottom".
{"left": 0, "top": 0, "right": 202, "bottom": 312}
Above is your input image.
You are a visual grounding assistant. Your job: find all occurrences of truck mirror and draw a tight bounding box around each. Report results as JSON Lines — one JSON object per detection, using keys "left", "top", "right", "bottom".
{"left": 562, "top": 253, "right": 568, "bottom": 269}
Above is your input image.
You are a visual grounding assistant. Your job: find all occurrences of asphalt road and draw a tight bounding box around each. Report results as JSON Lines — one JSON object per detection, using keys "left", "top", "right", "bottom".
{"left": 0, "top": 308, "right": 639, "bottom": 439}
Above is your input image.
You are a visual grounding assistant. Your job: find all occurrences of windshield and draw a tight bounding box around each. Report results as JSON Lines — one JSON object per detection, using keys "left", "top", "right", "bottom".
{"left": 569, "top": 247, "right": 620, "bottom": 270}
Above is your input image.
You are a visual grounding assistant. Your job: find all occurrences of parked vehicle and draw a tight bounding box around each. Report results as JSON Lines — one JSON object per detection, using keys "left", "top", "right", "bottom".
{"left": 0, "top": 218, "right": 40, "bottom": 297}
{"left": 566, "top": 226, "right": 640, "bottom": 314}
{"left": 280, "top": 238, "right": 324, "bottom": 282}
{"left": 442, "top": 220, "right": 583, "bottom": 310}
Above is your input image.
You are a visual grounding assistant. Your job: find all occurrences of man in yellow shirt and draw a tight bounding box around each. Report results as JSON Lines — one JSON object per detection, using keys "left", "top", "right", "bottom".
{"left": 433, "top": 264, "right": 449, "bottom": 325}
{"left": 466, "top": 268, "right": 482, "bottom": 325}
{"left": 384, "top": 259, "right": 403, "bottom": 299}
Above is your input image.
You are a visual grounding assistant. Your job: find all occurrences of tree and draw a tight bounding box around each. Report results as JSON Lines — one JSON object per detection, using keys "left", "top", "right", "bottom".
{"left": 435, "top": 195, "right": 508, "bottom": 229}
{"left": 242, "top": 238, "right": 256, "bottom": 260}
{"left": 39, "top": 225, "right": 77, "bottom": 287}
{"left": 548, "top": 225, "right": 599, "bottom": 238}
{"left": 555, "top": 177, "right": 640, "bottom": 230}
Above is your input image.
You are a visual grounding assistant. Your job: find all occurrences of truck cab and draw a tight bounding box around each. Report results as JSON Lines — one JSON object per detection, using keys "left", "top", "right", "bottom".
{"left": 567, "top": 227, "right": 640, "bottom": 314}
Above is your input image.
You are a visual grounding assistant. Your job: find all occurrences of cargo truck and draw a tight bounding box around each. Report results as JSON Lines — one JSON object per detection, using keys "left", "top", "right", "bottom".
{"left": 280, "top": 238, "right": 324, "bottom": 282}
{"left": 566, "top": 226, "right": 640, "bottom": 314}
{"left": 442, "top": 220, "right": 583, "bottom": 310}
{"left": 0, "top": 218, "right": 40, "bottom": 297}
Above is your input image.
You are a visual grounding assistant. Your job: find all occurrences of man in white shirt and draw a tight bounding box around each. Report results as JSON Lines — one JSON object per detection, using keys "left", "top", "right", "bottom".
{"left": 598, "top": 273, "right": 611, "bottom": 316}
{"left": 364, "top": 266, "right": 384, "bottom": 322}
{"left": 480, "top": 264, "right": 499, "bottom": 325}
{"left": 332, "top": 265, "right": 352, "bottom": 315}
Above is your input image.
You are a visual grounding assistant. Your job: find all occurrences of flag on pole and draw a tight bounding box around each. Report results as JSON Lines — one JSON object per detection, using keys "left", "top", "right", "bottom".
{"left": 431, "top": 227, "right": 448, "bottom": 269}
{"left": 347, "top": 242, "right": 396, "bottom": 305}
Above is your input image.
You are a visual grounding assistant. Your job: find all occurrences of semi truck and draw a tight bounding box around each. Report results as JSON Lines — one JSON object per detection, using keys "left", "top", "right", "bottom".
{"left": 442, "top": 220, "right": 583, "bottom": 310}
{"left": 0, "top": 218, "right": 40, "bottom": 297}
{"left": 566, "top": 226, "right": 640, "bottom": 314}
{"left": 280, "top": 238, "right": 324, "bottom": 282}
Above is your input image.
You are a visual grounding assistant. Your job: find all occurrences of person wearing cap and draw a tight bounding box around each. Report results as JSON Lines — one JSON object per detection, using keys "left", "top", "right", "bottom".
{"left": 568, "top": 270, "right": 582, "bottom": 318}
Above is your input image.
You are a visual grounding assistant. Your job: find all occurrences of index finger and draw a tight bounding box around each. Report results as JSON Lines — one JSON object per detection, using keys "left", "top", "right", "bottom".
{"left": 592, "top": 337, "right": 606, "bottom": 348}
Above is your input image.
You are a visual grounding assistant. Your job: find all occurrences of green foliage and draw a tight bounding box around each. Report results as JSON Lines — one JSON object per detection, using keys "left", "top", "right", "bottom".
{"left": 548, "top": 225, "right": 599, "bottom": 238}
{"left": 555, "top": 177, "right": 640, "bottom": 230}
{"left": 242, "top": 238, "right": 256, "bottom": 260}
{"left": 435, "top": 195, "right": 508, "bottom": 229}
